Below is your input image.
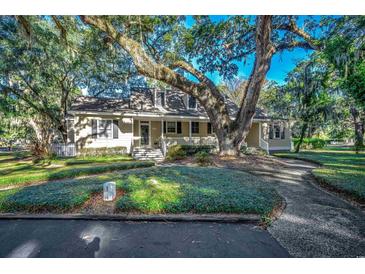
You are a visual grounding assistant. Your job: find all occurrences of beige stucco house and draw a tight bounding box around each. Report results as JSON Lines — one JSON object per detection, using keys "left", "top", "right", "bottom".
{"left": 66, "top": 87, "right": 292, "bottom": 159}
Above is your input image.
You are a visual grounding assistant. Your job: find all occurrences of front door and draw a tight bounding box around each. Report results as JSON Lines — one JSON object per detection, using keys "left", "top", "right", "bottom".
{"left": 140, "top": 122, "right": 149, "bottom": 146}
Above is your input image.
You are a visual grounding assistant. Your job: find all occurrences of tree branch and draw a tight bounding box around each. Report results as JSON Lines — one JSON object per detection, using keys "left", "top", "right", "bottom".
{"left": 80, "top": 16, "right": 202, "bottom": 97}
{"left": 170, "top": 60, "right": 218, "bottom": 93}
{"left": 51, "top": 16, "right": 67, "bottom": 42}
{"left": 273, "top": 18, "right": 321, "bottom": 50}
{"left": 276, "top": 40, "right": 316, "bottom": 51}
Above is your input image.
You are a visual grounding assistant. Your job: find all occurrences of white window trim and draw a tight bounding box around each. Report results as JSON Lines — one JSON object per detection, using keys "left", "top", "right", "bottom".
{"left": 95, "top": 119, "right": 113, "bottom": 140}
{"left": 273, "top": 124, "right": 282, "bottom": 139}
{"left": 191, "top": 121, "right": 200, "bottom": 135}
{"left": 167, "top": 121, "right": 177, "bottom": 134}
{"left": 154, "top": 90, "right": 166, "bottom": 107}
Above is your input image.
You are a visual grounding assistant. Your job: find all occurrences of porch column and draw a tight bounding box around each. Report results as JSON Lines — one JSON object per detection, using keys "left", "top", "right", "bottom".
{"left": 161, "top": 119, "right": 164, "bottom": 138}
{"left": 189, "top": 120, "right": 192, "bottom": 144}
{"left": 131, "top": 117, "right": 134, "bottom": 153}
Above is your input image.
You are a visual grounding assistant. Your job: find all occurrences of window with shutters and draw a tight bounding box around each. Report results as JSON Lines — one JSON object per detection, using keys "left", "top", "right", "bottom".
{"left": 177, "top": 121, "right": 182, "bottom": 134}
{"left": 274, "top": 124, "right": 281, "bottom": 139}
{"left": 155, "top": 91, "right": 166, "bottom": 107}
{"left": 98, "top": 120, "right": 112, "bottom": 139}
{"left": 160, "top": 92, "right": 166, "bottom": 107}
{"left": 113, "top": 120, "right": 119, "bottom": 139}
{"left": 281, "top": 126, "right": 286, "bottom": 139}
{"left": 91, "top": 119, "right": 97, "bottom": 139}
{"left": 167, "top": 121, "right": 176, "bottom": 133}
{"left": 207, "top": 122, "right": 213, "bottom": 135}
{"left": 191, "top": 122, "right": 199, "bottom": 134}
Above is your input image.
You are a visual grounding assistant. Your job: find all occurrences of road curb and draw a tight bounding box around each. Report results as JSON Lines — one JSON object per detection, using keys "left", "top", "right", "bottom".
{"left": 0, "top": 213, "right": 261, "bottom": 224}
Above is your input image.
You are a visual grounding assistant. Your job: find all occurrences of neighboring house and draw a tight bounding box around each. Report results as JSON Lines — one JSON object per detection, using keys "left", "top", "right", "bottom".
{"left": 66, "top": 87, "right": 292, "bottom": 159}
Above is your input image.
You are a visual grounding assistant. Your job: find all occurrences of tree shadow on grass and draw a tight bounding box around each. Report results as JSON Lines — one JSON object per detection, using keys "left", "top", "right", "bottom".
{"left": 115, "top": 166, "right": 281, "bottom": 215}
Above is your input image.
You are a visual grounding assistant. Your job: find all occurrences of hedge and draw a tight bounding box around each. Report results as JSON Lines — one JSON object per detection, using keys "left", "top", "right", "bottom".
{"left": 78, "top": 146, "right": 127, "bottom": 157}
{"left": 178, "top": 144, "right": 215, "bottom": 155}
{"left": 293, "top": 137, "right": 326, "bottom": 149}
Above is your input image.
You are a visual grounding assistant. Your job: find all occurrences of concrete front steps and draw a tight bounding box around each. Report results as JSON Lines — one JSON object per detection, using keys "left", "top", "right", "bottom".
{"left": 132, "top": 147, "right": 164, "bottom": 162}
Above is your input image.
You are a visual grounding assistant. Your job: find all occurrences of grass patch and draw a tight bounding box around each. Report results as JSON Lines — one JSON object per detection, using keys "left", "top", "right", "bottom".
{"left": 0, "top": 177, "right": 106, "bottom": 213}
{"left": 0, "top": 166, "right": 282, "bottom": 216}
{"left": 116, "top": 166, "right": 282, "bottom": 215}
{"left": 275, "top": 146, "right": 365, "bottom": 202}
{"left": 0, "top": 152, "right": 153, "bottom": 188}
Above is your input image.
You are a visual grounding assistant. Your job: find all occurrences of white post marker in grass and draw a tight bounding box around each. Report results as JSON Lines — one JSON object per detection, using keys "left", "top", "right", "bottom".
{"left": 103, "top": 181, "right": 116, "bottom": 201}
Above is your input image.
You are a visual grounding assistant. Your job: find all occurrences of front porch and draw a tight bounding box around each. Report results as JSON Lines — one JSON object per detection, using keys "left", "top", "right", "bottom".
{"left": 130, "top": 118, "right": 286, "bottom": 157}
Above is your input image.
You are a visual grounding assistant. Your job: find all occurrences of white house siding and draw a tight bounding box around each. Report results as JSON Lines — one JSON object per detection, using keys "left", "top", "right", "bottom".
{"left": 260, "top": 122, "right": 292, "bottom": 151}
{"left": 74, "top": 115, "right": 133, "bottom": 153}
{"left": 245, "top": 122, "right": 260, "bottom": 148}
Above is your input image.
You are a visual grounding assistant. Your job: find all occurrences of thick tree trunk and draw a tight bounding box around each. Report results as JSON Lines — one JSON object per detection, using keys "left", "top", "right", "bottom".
{"left": 58, "top": 121, "right": 67, "bottom": 144}
{"left": 214, "top": 126, "right": 242, "bottom": 156}
{"left": 29, "top": 117, "right": 54, "bottom": 158}
{"left": 350, "top": 106, "right": 364, "bottom": 152}
{"left": 295, "top": 122, "right": 308, "bottom": 153}
{"left": 230, "top": 16, "right": 275, "bottom": 153}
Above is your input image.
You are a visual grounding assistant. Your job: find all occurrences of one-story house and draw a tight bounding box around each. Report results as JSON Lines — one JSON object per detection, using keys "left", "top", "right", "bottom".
{"left": 66, "top": 87, "right": 292, "bottom": 159}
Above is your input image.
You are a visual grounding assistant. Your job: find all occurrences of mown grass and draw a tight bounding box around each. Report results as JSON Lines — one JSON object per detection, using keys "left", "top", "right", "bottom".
{"left": 275, "top": 146, "right": 365, "bottom": 202}
{"left": 0, "top": 176, "right": 106, "bottom": 213}
{"left": 116, "top": 166, "right": 282, "bottom": 215}
{"left": 0, "top": 166, "right": 282, "bottom": 216}
{"left": 0, "top": 152, "right": 153, "bottom": 188}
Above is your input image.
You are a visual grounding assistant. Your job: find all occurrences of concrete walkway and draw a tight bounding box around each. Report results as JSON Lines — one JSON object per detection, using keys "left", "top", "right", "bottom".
{"left": 244, "top": 157, "right": 365, "bottom": 258}
{"left": 0, "top": 220, "right": 289, "bottom": 258}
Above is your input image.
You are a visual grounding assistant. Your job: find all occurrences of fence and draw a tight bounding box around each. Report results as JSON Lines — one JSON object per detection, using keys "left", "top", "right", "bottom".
{"left": 51, "top": 143, "right": 76, "bottom": 157}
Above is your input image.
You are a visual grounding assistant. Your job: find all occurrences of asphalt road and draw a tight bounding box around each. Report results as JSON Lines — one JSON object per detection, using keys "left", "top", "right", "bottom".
{"left": 0, "top": 219, "right": 289, "bottom": 258}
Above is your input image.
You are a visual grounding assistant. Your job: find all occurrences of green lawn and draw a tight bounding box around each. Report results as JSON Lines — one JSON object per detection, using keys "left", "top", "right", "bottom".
{"left": 0, "top": 166, "right": 282, "bottom": 216}
{"left": 275, "top": 146, "right": 365, "bottom": 202}
{"left": 0, "top": 152, "right": 154, "bottom": 188}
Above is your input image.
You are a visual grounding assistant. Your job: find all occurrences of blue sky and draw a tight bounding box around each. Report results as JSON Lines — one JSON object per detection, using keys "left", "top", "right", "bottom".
{"left": 185, "top": 16, "right": 320, "bottom": 84}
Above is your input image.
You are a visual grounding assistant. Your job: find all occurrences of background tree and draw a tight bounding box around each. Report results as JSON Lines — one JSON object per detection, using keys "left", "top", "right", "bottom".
{"left": 0, "top": 96, "right": 32, "bottom": 150}
{"left": 0, "top": 16, "right": 136, "bottom": 156}
{"left": 322, "top": 15, "right": 365, "bottom": 151}
{"left": 259, "top": 56, "right": 336, "bottom": 152}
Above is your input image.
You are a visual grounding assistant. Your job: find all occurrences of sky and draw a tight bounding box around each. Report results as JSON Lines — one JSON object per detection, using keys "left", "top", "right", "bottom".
{"left": 185, "top": 16, "right": 321, "bottom": 85}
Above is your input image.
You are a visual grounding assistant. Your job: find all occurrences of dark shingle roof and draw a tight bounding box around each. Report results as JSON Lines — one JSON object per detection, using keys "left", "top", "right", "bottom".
{"left": 70, "top": 96, "right": 130, "bottom": 112}
{"left": 70, "top": 88, "right": 269, "bottom": 119}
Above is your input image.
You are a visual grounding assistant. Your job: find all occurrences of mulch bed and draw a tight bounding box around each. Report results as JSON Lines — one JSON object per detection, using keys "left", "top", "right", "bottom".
{"left": 75, "top": 189, "right": 124, "bottom": 215}
{"left": 163, "top": 154, "right": 287, "bottom": 171}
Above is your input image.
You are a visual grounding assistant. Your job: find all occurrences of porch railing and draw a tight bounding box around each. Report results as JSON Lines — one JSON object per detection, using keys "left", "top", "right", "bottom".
{"left": 164, "top": 136, "right": 218, "bottom": 147}
{"left": 259, "top": 138, "right": 269, "bottom": 154}
{"left": 51, "top": 143, "right": 76, "bottom": 157}
{"left": 160, "top": 136, "right": 167, "bottom": 157}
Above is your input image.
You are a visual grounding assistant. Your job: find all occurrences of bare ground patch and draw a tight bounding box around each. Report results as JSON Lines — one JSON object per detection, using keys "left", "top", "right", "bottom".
{"left": 75, "top": 189, "right": 124, "bottom": 215}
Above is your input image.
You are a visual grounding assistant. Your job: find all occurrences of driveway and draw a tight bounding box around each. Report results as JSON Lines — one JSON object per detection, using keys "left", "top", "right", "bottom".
{"left": 224, "top": 157, "right": 365, "bottom": 258}
{"left": 0, "top": 220, "right": 289, "bottom": 258}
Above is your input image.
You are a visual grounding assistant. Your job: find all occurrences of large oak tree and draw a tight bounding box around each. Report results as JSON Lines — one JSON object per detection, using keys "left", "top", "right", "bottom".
{"left": 81, "top": 15, "right": 321, "bottom": 155}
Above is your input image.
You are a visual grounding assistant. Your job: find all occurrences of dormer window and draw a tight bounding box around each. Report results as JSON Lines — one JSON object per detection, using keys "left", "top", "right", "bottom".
{"left": 155, "top": 90, "right": 166, "bottom": 107}
{"left": 188, "top": 95, "right": 197, "bottom": 109}
{"left": 160, "top": 92, "right": 165, "bottom": 107}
